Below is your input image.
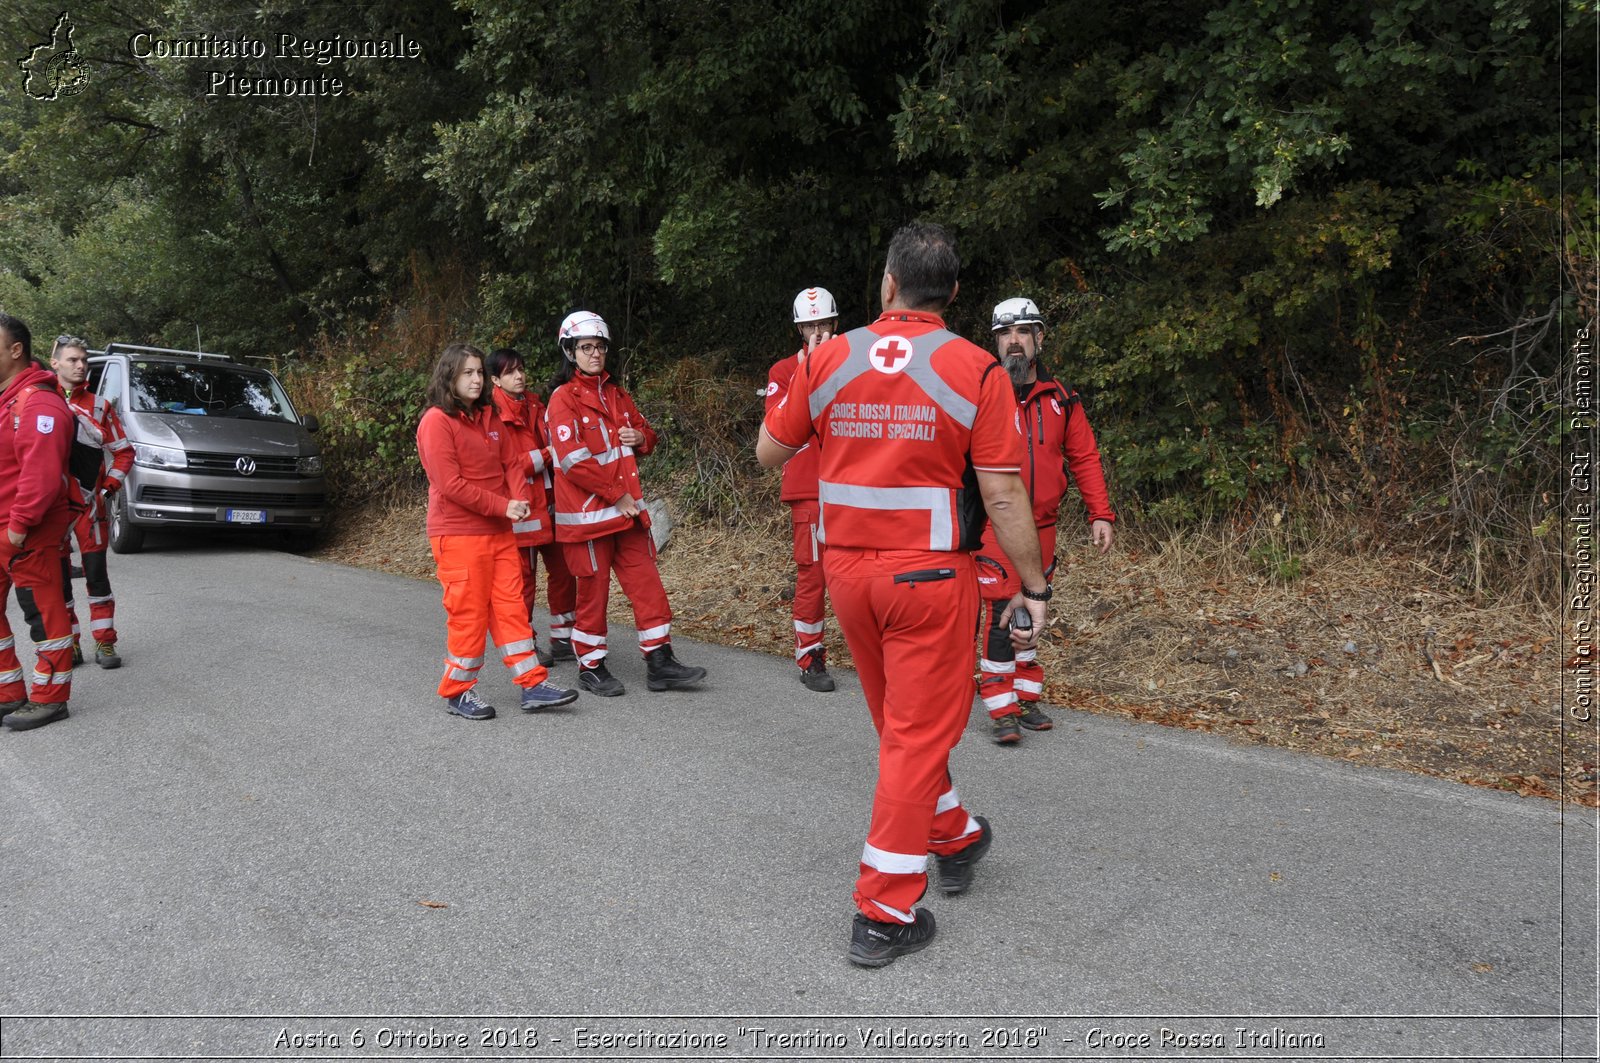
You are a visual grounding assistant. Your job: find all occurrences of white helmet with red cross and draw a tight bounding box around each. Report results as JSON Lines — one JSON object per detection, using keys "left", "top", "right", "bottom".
{"left": 557, "top": 310, "right": 610, "bottom": 361}
{"left": 991, "top": 296, "right": 1044, "bottom": 332}
{"left": 792, "top": 287, "right": 838, "bottom": 324}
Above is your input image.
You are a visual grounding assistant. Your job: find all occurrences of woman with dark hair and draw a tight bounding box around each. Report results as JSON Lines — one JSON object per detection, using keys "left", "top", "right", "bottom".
{"left": 415, "top": 342, "right": 579, "bottom": 719}
{"left": 545, "top": 311, "right": 705, "bottom": 697}
{"left": 487, "top": 346, "right": 576, "bottom": 665}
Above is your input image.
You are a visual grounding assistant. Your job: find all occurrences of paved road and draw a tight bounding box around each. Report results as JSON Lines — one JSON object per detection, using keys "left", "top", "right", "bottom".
{"left": 0, "top": 544, "right": 1593, "bottom": 1062}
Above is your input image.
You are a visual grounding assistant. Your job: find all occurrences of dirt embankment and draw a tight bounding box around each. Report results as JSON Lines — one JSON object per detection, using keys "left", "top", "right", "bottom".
{"left": 318, "top": 498, "right": 1589, "bottom": 807}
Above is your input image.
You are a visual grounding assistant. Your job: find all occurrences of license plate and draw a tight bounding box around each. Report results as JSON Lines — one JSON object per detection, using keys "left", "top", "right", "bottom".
{"left": 226, "top": 509, "right": 266, "bottom": 524}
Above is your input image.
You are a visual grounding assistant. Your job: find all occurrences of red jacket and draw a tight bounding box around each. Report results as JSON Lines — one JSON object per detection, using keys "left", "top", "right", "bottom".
{"left": 1, "top": 365, "right": 75, "bottom": 540}
{"left": 416, "top": 403, "right": 520, "bottom": 537}
{"left": 1014, "top": 363, "right": 1116, "bottom": 528}
{"left": 546, "top": 370, "right": 657, "bottom": 543}
{"left": 764, "top": 310, "right": 1023, "bottom": 552}
{"left": 765, "top": 349, "right": 819, "bottom": 502}
{"left": 66, "top": 384, "right": 135, "bottom": 495}
{"left": 490, "top": 386, "right": 556, "bottom": 547}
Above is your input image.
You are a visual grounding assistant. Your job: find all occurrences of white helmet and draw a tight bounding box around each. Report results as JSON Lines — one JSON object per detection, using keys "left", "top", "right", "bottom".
{"left": 792, "top": 286, "right": 838, "bottom": 324}
{"left": 991, "top": 296, "right": 1044, "bottom": 332}
{"left": 558, "top": 310, "right": 610, "bottom": 360}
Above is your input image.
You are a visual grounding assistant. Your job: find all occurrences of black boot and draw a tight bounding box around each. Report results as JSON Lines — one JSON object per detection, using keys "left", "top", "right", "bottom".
{"left": 578, "top": 661, "right": 626, "bottom": 697}
{"left": 645, "top": 644, "right": 706, "bottom": 691}
{"left": 800, "top": 650, "right": 836, "bottom": 692}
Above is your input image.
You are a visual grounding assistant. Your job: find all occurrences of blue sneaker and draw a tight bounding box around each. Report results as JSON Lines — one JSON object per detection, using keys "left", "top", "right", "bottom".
{"left": 520, "top": 680, "right": 580, "bottom": 712}
{"left": 445, "top": 687, "right": 495, "bottom": 720}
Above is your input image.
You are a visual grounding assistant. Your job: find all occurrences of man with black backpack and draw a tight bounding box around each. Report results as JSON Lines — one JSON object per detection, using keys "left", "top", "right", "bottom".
{"left": 0, "top": 313, "right": 77, "bottom": 730}
{"left": 51, "top": 337, "right": 132, "bottom": 668}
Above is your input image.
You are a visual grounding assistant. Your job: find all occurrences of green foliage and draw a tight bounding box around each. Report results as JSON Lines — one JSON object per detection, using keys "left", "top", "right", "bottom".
{"left": 0, "top": 0, "right": 1589, "bottom": 603}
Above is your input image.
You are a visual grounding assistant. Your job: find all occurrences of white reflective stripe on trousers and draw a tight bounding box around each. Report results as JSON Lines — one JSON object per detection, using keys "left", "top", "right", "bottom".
{"left": 861, "top": 842, "right": 928, "bottom": 876}
{"left": 870, "top": 900, "right": 917, "bottom": 925}
{"left": 930, "top": 814, "right": 982, "bottom": 847}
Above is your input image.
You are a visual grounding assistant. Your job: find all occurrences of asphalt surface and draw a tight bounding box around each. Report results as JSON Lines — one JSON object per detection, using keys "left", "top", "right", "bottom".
{"left": 0, "top": 542, "right": 1593, "bottom": 1062}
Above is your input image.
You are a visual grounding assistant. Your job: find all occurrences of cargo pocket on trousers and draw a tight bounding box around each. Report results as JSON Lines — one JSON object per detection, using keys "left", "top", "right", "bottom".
{"left": 437, "top": 566, "right": 471, "bottom": 610}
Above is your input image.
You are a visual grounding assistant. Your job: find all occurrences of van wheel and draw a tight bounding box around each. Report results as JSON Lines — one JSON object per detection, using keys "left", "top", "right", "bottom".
{"left": 109, "top": 492, "right": 144, "bottom": 554}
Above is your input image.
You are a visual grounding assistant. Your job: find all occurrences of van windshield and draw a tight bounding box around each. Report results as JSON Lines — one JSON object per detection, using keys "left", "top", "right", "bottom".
{"left": 128, "top": 361, "right": 296, "bottom": 423}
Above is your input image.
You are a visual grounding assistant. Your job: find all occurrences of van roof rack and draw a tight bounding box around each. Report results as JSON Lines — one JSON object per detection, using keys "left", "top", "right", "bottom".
{"left": 103, "top": 342, "right": 232, "bottom": 362}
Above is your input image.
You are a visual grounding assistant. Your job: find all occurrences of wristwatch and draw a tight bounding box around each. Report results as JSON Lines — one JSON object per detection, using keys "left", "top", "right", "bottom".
{"left": 1021, "top": 584, "right": 1052, "bottom": 602}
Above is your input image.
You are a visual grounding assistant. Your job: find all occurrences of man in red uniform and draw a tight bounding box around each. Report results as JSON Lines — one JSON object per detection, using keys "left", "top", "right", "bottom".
{"left": 765, "top": 286, "right": 839, "bottom": 692}
{"left": 52, "top": 336, "right": 134, "bottom": 669}
{"left": 978, "top": 297, "right": 1116, "bottom": 744}
{"left": 0, "top": 313, "right": 77, "bottom": 731}
{"left": 758, "top": 222, "right": 1050, "bottom": 967}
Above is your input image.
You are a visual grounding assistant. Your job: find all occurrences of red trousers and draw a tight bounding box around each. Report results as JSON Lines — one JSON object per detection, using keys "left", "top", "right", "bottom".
{"left": 825, "top": 546, "right": 985, "bottom": 924}
{"left": 562, "top": 522, "right": 672, "bottom": 669}
{"left": 0, "top": 510, "right": 75, "bottom": 705}
{"left": 430, "top": 533, "right": 549, "bottom": 697}
{"left": 788, "top": 500, "right": 827, "bottom": 667}
{"left": 976, "top": 525, "right": 1056, "bottom": 714}
{"left": 517, "top": 542, "right": 576, "bottom": 643}
{"left": 67, "top": 493, "right": 117, "bottom": 645}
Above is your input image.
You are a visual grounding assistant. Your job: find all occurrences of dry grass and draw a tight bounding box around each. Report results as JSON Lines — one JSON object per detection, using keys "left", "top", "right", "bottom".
{"left": 318, "top": 500, "right": 1589, "bottom": 807}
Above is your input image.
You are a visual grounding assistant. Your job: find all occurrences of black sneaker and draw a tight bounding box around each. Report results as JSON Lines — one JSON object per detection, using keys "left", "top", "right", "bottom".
{"left": 990, "top": 713, "right": 1021, "bottom": 745}
{"left": 645, "top": 645, "right": 706, "bottom": 691}
{"left": 549, "top": 637, "right": 577, "bottom": 663}
{"left": 536, "top": 643, "right": 555, "bottom": 668}
{"left": 94, "top": 641, "right": 122, "bottom": 670}
{"left": 936, "top": 816, "right": 992, "bottom": 895}
{"left": 3, "top": 701, "right": 69, "bottom": 731}
{"left": 578, "top": 662, "right": 626, "bottom": 697}
{"left": 0, "top": 699, "right": 25, "bottom": 723}
{"left": 1016, "top": 703, "right": 1053, "bottom": 730}
{"left": 800, "top": 654, "right": 836, "bottom": 692}
{"left": 848, "top": 908, "right": 937, "bottom": 968}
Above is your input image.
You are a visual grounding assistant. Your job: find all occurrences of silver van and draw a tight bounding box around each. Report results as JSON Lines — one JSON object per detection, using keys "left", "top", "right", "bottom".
{"left": 87, "top": 344, "right": 328, "bottom": 552}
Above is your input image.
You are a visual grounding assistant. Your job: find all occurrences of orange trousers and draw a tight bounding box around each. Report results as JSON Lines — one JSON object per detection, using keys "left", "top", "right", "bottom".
{"left": 430, "top": 533, "right": 549, "bottom": 697}
{"left": 825, "top": 546, "right": 985, "bottom": 924}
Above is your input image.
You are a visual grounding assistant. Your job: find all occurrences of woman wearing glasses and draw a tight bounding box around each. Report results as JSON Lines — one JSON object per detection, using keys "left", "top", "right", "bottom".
{"left": 544, "top": 311, "right": 706, "bottom": 698}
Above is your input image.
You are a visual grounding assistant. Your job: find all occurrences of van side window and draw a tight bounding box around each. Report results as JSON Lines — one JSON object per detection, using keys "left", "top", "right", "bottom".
{"left": 98, "top": 362, "right": 125, "bottom": 408}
